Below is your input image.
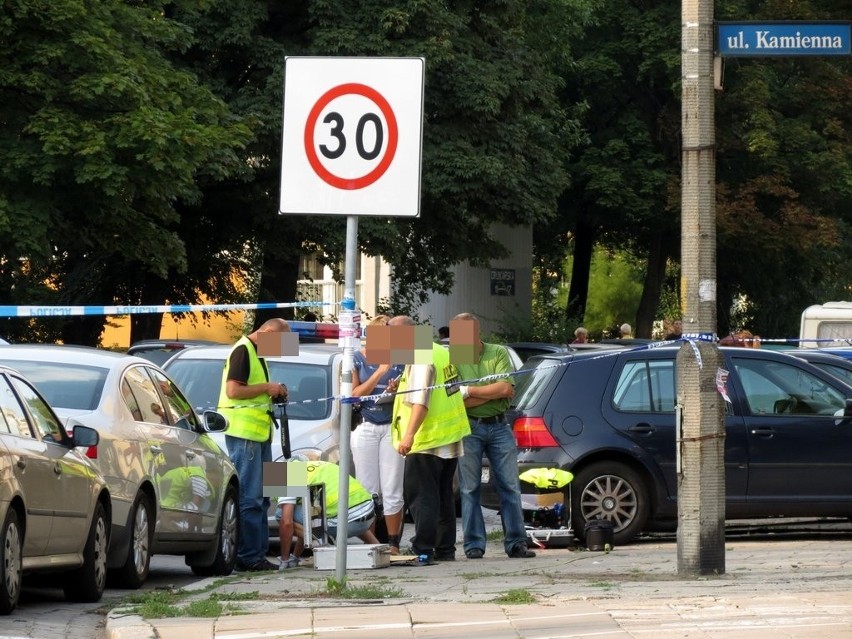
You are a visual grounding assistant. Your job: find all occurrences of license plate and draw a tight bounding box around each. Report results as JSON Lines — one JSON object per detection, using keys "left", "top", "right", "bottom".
{"left": 481, "top": 467, "right": 490, "bottom": 483}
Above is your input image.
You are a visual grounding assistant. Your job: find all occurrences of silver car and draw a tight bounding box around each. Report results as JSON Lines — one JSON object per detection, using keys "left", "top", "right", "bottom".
{"left": 163, "top": 343, "right": 344, "bottom": 464}
{"left": 0, "top": 346, "right": 239, "bottom": 588}
{"left": 163, "top": 343, "right": 344, "bottom": 531}
{"left": 0, "top": 364, "right": 111, "bottom": 613}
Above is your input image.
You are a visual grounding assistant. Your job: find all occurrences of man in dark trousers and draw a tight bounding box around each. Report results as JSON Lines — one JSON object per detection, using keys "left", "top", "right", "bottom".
{"left": 390, "top": 315, "right": 470, "bottom": 562}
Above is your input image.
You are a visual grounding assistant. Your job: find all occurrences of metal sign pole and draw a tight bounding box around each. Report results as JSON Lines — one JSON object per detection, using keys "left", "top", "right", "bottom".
{"left": 335, "top": 215, "right": 359, "bottom": 581}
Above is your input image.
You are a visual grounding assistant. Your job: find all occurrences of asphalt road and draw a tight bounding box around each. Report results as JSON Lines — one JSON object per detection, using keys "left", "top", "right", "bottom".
{"left": 0, "top": 554, "right": 205, "bottom": 639}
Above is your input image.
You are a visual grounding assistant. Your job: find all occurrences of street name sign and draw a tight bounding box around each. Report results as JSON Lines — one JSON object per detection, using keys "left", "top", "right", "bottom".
{"left": 717, "top": 22, "right": 852, "bottom": 57}
{"left": 280, "top": 57, "right": 425, "bottom": 217}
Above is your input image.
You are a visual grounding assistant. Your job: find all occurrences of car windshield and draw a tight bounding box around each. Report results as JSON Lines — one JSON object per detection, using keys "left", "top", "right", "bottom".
{"left": 511, "top": 357, "right": 564, "bottom": 411}
{"left": 166, "top": 358, "right": 332, "bottom": 421}
{"left": 5, "top": 360, "right": 108, "bottom": 411}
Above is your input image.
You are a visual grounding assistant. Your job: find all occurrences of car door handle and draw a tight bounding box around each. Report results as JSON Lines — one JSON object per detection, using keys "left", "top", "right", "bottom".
{"left": 16, "top": 458, "right": 26, "bottom": 470}
{"left": 185, "top": 450, "right": 197, "bottom": 459}
{"left": 54, "top": 463, "right": 62, "bottom": 475}
{"left": 628, "top": 424, "right": 655, "bottom": 435}
{"left": 750, "top": 427, "right": 775, "bottom": 437}
{"left": 149, "top": 445, "right": 162, "bottom": 454}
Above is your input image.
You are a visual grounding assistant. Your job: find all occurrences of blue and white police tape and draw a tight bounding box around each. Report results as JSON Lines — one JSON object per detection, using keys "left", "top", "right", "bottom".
{"left": 0, "top": 301, "right": 329, "bottom": 318}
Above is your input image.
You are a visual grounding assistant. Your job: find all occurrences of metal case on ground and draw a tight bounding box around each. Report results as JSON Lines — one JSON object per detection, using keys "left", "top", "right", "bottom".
{"left": 313, "top": 544, "right": 391, "bottom": 570}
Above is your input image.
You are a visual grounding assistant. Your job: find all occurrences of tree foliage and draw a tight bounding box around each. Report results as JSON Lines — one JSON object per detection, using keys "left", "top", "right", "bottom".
{"left": 0, "top": 0, "right": 253, "bottom": 343}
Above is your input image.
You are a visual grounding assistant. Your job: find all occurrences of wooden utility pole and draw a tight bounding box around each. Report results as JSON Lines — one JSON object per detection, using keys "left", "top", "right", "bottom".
{"left": 677, "top": 0, "right": 726, "bottom": 575}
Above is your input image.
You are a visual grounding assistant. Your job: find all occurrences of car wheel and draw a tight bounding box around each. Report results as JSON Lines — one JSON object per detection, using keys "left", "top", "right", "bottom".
{"left": 191, "top": 484, "right": 238, "bottom": 576}
{"left": 572, "top": 462, "right": 649, "bottom": 546}
{"left": 64, "top": 501, "right": 108, "bottom": 603}
{"left": 0, "top": 508, "right": 23, "bottom": 615}
{"left": 111, "top": 493, "right": 153, "bottom": 589}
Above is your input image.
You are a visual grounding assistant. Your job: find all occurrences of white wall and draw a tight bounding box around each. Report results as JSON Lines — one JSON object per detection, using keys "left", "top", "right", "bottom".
{"left": 413, "top": 224, "right": 532, "bottom": 337}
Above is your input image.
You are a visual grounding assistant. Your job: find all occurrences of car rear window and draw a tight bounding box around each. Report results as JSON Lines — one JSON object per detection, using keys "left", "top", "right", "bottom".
{"left": 4, "top": 361, "right": 108, "bottom": 411}
{"left": 166, "top": 358, "right": 332, "bottom": 421}
{"left": 512, "top": 358, "right": 564, "bottom": 411}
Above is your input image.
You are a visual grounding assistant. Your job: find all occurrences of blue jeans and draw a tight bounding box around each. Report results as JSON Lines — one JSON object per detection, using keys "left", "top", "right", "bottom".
{"left": 459, "top": 420, "right": 526, "bottom": 555}
{"left": 226, "top": 435, "right": 272, "bottom": 565}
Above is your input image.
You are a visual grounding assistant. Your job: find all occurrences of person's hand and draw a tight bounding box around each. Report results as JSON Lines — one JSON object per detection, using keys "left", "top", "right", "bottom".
{"left": 268, "top": 381, "right": 288, "bottom": 400}
{"left": 386, "top": 375, "right": 400, "bottom": 393}
{"left": 397, "top": 434, "right": 414, "bottom": 457}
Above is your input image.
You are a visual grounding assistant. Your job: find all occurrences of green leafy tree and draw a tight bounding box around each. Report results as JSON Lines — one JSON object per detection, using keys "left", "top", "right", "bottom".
{"left": 0, "top": 0, "right": 252, "bottom": 344}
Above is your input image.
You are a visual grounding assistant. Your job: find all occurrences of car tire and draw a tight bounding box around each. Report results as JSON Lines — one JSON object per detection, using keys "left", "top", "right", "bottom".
{"left": 111, "top": 492, "right": 153, "bottom": 589}
{"left": 190, "top": 484, "right": 238, "bottom": 577}
{"left": 64, "top": 501, "right": 108, "bottom": 603}
{"left": 571, "top": 462, "right": 649, "bottom": 546}
{"left": 0, "top": 508, "right": 23, "bottom": 615}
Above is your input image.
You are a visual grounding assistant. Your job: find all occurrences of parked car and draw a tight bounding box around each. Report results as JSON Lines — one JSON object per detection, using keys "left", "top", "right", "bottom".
{"left": 785, "top": 349, "right": 852, "bottom": 385}
{"left": 163, "top": 343, "right": 344, "bottom": 531}
{"left": 0, "top": 364, "right": 111, "bottom": 613}
{"left": 0, "top": 345, "right": 239, "bottom": 588}
{"left": 482, "top": 346, "right": 852, "bottom": 546}
{"left": 507, "top": 342, "right": 570, "bottom": 363}
{"left": 127, "top": 339, "right": 224, "bottom": 367}
{"left": 163, "top": 343, "right": 344, "bottom": 464}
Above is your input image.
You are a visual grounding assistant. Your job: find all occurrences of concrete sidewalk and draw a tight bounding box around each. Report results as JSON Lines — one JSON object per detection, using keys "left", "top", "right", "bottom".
{"left": 106, "top": 525, "right": 852, "bottom": 639}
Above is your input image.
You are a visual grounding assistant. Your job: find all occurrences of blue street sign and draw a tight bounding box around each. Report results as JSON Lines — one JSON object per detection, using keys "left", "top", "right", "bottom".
{"left": 717, "top": 22, "right": 851, "bottom": 57}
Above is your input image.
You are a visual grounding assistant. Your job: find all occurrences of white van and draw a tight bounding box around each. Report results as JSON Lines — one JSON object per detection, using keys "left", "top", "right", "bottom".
{"left": 800, "top": 302, "right": 852, "bottom": 348}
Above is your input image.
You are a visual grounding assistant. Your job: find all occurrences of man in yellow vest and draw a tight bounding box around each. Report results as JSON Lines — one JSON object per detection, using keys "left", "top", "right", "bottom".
{"left": 219, "top": 318, "right": 290, "bottom": 572}
{"left": 390, "top": 315, "right": 470, "bottom": 563}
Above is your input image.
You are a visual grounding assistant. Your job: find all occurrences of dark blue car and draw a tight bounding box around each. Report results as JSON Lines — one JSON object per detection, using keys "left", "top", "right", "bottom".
{"left": 484, "top": 346, "right": 852, "bottom": 545}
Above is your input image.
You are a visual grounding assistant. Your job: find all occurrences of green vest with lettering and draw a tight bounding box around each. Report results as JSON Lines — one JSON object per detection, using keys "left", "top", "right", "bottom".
{"left": 218, "top": 336, "right": 272, "bottom": 442}
{"left": 392, "top": 343, "right": 470, "bottom": 453}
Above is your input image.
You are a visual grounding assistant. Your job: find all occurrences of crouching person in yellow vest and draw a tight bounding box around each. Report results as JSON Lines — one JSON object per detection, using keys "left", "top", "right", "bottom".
{"left": 275, "top": 460, "right": 380, "bottom": 566}
{"left": 389, "top": 315, "right": 470, "bottom": 564}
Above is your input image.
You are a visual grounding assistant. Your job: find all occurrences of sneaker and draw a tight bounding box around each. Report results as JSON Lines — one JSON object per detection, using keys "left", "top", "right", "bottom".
{"left": 278, "top": 554, "right": 300, "bottom": 571}
{"left": 508, "top": 543, "right": 536, "bottom": 559}
{"left": 434, "top": 552, "right": 456, "bottom": 562}
{"left": 236, "top": 558, "right": 279, "bottom": 572}
{"left": 465, "top": 548, "right": 485, "bottom": 559}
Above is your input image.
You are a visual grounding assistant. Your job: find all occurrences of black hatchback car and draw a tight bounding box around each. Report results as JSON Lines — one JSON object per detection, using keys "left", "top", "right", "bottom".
{"left": 484, "top": 345, "right": 852, "bottom": 545}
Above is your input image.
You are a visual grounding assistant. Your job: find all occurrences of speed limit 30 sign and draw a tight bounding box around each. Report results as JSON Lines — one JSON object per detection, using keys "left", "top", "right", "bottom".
{"left": 279, "top": 57, "right": 424, "bottom": 217}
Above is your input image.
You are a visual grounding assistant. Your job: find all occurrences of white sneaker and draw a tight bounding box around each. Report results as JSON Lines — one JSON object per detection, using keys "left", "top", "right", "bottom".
{"left": 278, "top": 554, "right": 300, "bottom": 571}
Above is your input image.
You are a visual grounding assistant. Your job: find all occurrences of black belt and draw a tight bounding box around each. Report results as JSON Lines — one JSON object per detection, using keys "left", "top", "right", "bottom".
{"left": 469, "top": 413, "right": 505, "bottom": 424}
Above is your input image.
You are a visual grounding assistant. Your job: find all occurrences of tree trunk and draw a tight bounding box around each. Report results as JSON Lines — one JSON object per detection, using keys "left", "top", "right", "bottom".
{"left": 253, "top": 250, "right": 300, "bottom": 330}
{"left": 636, "top": 234, "right": 670, "bottom": 338}
{"left": 565, "top": 217, "right": 595, "bottom": 323}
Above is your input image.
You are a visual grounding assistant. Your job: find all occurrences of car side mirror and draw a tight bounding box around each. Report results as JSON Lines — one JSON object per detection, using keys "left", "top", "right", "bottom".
{"left": 71, "top": 424, "right": 99, "bottom": 448}
{"left": 202, "top": 410, "right": 228, "bottom": 433}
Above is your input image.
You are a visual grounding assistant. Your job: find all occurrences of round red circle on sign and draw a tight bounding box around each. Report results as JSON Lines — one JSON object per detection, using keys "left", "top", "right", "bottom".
{"left": 303, "top": 83, "right": 399, "bottom": 190}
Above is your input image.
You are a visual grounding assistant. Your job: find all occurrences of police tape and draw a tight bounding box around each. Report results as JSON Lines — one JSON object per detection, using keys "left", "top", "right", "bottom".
{"left": 213, "top": 333, "right": 847, "bottom": 413}
{"left": 0, "top": 301, "right": 329, "bottom": 318}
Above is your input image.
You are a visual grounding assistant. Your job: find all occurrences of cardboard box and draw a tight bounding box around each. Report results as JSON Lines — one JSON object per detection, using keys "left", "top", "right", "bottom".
{"left": 521, "top": 492, "right": 563, "bottom": 511}
{"left": 313, "top": 544, "right": 391, "bottom": 571}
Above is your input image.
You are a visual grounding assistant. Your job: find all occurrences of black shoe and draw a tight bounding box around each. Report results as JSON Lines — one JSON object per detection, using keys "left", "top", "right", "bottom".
{"left": 508, "top": 543, "right": 536, "bottom": 559}
{"left": 465, "top": 548, "right": 484, "bottom": 559}
{"left": 435, "top": 553, "right": 456, "bottom": 562}
{"left": 235, "top": 558, "right": 278, "bottom": 572}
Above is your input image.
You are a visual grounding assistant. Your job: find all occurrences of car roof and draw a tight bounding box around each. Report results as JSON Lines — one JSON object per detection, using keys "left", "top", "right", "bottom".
{"left": 162, "top": 342, "right": 343, "bottom": 367}
{"left": 0, "top": 343, "right": 151, "bottom": 367}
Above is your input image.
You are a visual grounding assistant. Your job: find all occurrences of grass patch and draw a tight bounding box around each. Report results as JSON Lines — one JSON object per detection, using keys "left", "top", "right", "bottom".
{"left": 316, "top": 576, "right": 404, "bottom": 599}
{"left": 587, "top": 580, "right": 616, "bottom": 589}
{"left": 493, "top": 589, "right": 537, "bottom": 604}
{"left": 486, "top": 530, "right": 504, "bottom": 542}
{"left": 121, "top": 586, "right": 264, "bottom": 619}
